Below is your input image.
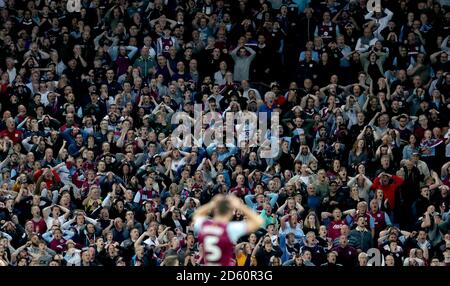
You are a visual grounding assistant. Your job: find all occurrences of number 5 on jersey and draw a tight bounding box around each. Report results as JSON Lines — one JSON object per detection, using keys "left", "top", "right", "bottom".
{"left": 204, "top": 236, "right": 222, "bottom": 266}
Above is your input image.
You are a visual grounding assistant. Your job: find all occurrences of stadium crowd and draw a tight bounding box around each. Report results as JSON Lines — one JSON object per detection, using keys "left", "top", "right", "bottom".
{"left": 0, "top": 0, "right": 449, "bottom": 267}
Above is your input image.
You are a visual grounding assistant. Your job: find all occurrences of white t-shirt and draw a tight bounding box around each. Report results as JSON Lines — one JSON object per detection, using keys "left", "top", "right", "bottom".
{"left": 64, "top": 249, "right": 81, "bottom": 266}
{"left": 143, "top": 236, "right": 160, "bottom": 248}
{"left": 45, "top": 215, "right": 66, "bottom": 229}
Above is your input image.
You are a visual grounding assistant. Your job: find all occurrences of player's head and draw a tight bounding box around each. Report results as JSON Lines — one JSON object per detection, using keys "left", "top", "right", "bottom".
{"left": 214, "top": 198, "right": 233, "bottom": 220}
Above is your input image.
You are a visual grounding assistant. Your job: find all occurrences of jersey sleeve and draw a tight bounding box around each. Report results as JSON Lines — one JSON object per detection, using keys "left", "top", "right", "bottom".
{"left": 193, "top": 217, "right": 206, "bottom": 235}
{"left": 226, "top": 221, "right": 248, "bottom": 243}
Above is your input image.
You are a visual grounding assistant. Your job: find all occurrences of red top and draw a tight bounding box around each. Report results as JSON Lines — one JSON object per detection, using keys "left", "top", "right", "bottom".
{"left": 369, "top": 210, "right": 387, "bottom": 233}
{"left": 371, "top": 175, "right": 404, "bottom": 210}
{"left": 33, "top": 169, "right": 62, "bottom": 189}
{"left": 0, "top": 128, "right": 23, "bottom": 144}
{"left": 198, "top": 220, "right": 235, "bottom": 266}
{"left": 327, "top": 219, "right": 347, "bottom": 240}
{"left": 49, "top": 238, "right": 67, "bottom": 252}
{"left": 229, "top": 186, "right": 250, "bottom": 198}
{"left": 31, "top": 218, "right": 47, "bottom": 234}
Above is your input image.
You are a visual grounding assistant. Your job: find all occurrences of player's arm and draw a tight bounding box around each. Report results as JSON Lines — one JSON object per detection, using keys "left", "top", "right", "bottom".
{"left": 228, "top": 195, "right": 264, "bottom": 233}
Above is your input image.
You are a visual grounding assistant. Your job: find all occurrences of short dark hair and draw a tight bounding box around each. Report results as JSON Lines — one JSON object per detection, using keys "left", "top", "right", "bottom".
{"left": 216, "top": 199, "right": 231, "bottom": 216}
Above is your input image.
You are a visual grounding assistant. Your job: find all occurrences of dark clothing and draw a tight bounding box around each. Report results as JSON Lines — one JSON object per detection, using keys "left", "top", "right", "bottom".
{"left": 332, "top": 245, "right": 358, "bottom": 266}
{"left": 255, "top": 246, "right": 283, "bottom": 266}
{"left": 349, "top": 229, "right": 373, "bottom": 252}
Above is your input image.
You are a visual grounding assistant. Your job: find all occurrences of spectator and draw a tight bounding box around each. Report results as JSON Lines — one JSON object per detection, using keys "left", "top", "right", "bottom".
{"left": 332, "top": 235, "right": 358, "bottom": 266}
{"left": 230, "top": 42, "right": 256, "bottom": 82}
{"left": 349, "top": 216, "right": 374, "bottom": 252}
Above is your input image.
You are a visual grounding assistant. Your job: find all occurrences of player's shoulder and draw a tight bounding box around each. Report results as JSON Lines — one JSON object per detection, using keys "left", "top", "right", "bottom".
{"left": 226, "top": 221, "right": 248, "bottom": 243}
{"left": 193, "top": 217, "right": 208, "bottom": 234}
{"left": 227, "top": 220, "right": 246, "bottom": 230}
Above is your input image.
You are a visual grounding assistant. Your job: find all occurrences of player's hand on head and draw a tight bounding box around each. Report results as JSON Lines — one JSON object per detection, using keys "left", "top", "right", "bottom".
{"left": 211, "top": 194, "right": 225, "bottom": 203}
{"left": 227, "top": 195, "right": 242, "bottom": 209}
